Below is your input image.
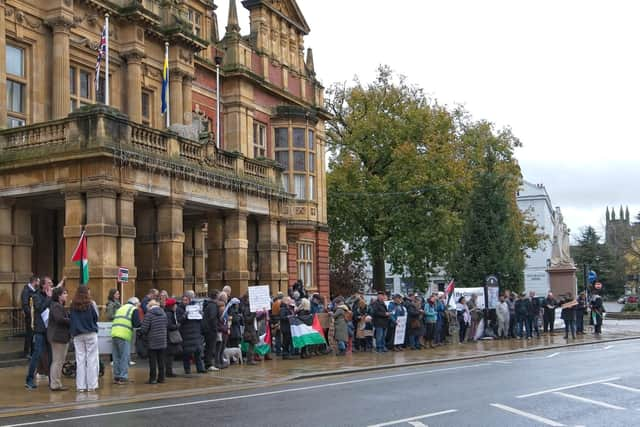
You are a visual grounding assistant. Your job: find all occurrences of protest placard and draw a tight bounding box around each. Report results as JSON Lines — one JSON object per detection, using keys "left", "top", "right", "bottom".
{"left": 248, "top": 285, "right": 272, "bottom": 313}
{"left": 394, "top": 316, "right": 407, "bottom": 345}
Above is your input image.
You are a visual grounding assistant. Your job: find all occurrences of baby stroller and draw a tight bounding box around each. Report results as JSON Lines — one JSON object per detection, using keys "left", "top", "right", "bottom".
{"left": 61, "top": 340, "right": 105, "bottom": 378}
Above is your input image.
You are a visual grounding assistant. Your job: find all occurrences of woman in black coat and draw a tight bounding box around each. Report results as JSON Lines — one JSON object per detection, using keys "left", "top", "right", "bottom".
{"left": 178, "top": 293, "right": 205, "bottom": 374}
{"left": 140, "top": 300, "right": 168, "bottom": 384}
{"left": 164, "top": 298, "right": 181, "bottom": 377}
{"left": 406, "top": 297, "right": 425, "bottom": 350}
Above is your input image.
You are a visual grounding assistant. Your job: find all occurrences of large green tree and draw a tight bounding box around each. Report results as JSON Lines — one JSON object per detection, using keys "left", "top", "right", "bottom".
{"left": 572, "top": 226, "right": 618, "bottom": 295}
{"left": 449, "top": 122, "right": 540, "bottom": 292}
{"left": 326, "top": 67, "right": 467, "bottom": 290}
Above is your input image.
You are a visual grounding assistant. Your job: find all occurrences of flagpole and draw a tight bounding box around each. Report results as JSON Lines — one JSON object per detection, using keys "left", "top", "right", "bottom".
{"left": 105, "top": 14, "right": 109, "bottom": 106}
{"left": 165, "top": 42, "right": 170, "bottom": 128}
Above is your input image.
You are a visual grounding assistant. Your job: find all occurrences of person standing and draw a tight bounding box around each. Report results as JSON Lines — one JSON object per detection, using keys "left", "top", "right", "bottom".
{"left": 105, "top": 288, "right": 121, "bottom": 321}
{"left": 528, "top": 291, "right": 541, "bottom": 338}
{"left": 456, "top": 296, "right": 471, "bottom": 344}
{"left": 434, "top": 292, "right": 447, "bottom": 345}
{"left": 24, "top": 277, "right": 51, "bottom": 390}
{"left": 467, "top": 294, "right": 480, "bottom": 342}
{"left": 203, "top": 289, "right": 220, "bottom": 371}
{"left": 371, "top": 292, "right": 390, "bottom": 352}
{"left": 47, "top": 286, "right": 70, "bottom": 391}
{"left": 178, "top": 291, "right": 205, "bottom": 374}
{"left": 496, "top": 295, "right": 510, "bottom": 339}
{"left": 505, "top": 290, "right": 517, "bottom": 338}
{"left": 164, "top": 298, "right": 181, "bottom": 377}
{"left": 140, "top": 300, "right": 168, "bottom": 384}
{"left": 560, "top": 293, "right": 576, "bottom": 340}
{"left": 543, "top": 292, "right": 558, "bottom": 334}
{"left": 424, "top": 295, "right": 438, "bottom": 348}
{"left": 111, "top": 297, "right": 141, "bottom": 385}
{"left": 69, "top": 286, "right": 99, "bottom": 392}
{"left": 590, "top": 293, "right": 605, "bottom": 335}
{"left": 20, "top": 276, "right": 38, "bottom": 359}
{"left": 515, "top": 293, "right": 530, "bottom": 339}
{"left": 575, "top": 292, "right": 587, "bottom": 334}
{"left": 332, "top": 297, "right": 350, "bottom": 356}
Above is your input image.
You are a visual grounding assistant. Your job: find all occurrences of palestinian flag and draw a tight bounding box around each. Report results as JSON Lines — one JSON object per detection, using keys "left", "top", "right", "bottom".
{"left": 255, "top": 321, "right": 271, "bottom": 356}
{"left": 291, "top": 315, "right": 326, "bottom": 349}
{"left": 71, "top": 231, "right": 89, "bottom": 285}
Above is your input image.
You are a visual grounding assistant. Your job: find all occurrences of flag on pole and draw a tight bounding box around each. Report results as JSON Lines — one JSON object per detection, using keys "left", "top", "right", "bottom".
{"left": 71, "top": 231, "right": 89, "bottom": 285}
{"left": 95, "top": 25, "right": 107, "bottom": 94}
{"left": 290, "top": 315, "right": 326, "bottom": 349}
{"left": 445, "top": 279, "right": 455, "bottom": 304}
{"left": 161, "top": 43, "right": 169, "bottom": 115}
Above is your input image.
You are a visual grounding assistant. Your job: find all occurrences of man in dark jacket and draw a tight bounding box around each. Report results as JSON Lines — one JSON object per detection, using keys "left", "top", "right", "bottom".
{"left": 25, "top": 278, "right": 52, "bottom": 389}
{"left": 370, "top": 292, "right": 390, "bottom": 352}
{"left": 203, "top": 290, "right": 219, "bottom": 371}
{"left": 279, "top": 297, "right": 294, "bottom": 359}
{"left": 543, "top": 292, "right": 558, "bottom": 334}
{"left": 178, "top": 291, "right": 205, "bottom": 374}
{"left": 514, "top": 293, "right": 531, "bottom": 339}
{"left": 528, "top": 291, "right": 541, "bottom": 338}
{"left": 20, "top": 276, "right": 38, "bottom": 358}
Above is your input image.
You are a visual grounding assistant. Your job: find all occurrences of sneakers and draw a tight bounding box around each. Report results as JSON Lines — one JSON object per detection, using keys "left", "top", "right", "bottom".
{"left": 207, "top": 366, "right": 219, "bottom": 372}
{"left": 25, "top": 383, "right": 37, "bottom": 390}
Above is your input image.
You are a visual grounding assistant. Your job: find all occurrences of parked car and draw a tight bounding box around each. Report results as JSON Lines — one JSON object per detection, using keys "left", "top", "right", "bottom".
{"left": 628, "top": 295, "right": 639, "bottom": 304}
{"left": 618, "top": 296, "right": 626, "bottom": 304}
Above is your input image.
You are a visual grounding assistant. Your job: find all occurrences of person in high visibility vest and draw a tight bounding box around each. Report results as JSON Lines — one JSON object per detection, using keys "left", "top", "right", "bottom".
{"left": 111, "top": 297, "right": 141, "bottom": 385}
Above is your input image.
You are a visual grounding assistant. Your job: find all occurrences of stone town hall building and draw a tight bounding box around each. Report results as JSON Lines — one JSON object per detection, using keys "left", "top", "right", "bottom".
{"left": 0, "top": 0, "right": 329, "bottom": 321}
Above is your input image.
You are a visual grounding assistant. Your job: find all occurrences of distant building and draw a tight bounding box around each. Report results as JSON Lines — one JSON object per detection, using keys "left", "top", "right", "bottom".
{"left": 517, "top": 181, "right": 555, "bottom": 296}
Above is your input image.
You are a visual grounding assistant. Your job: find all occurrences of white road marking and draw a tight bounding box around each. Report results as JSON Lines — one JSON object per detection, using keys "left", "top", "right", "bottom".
{"left": 489, "top": 360, "right": 512, "bottom": 365}
{"left": 546, "top": 352, "right": 560, "bottom": 358}
{"left": 517, "top": 377, "right": 621, "bottom": 398}
{"left": 490, "top": 403, "right": 565, "bottom": 426}
{"left": 367, "top": 410, "right": 457, "bottom": 427}
{"left": 603, "top": 382, "right": 640, "bottom": 393}
{"left": 407, "top": 422, "right": 428, "bottom": 427}
{"left": 0, "top": 366, "right": 480, "bottom": 427}
{"left": 553, "top": 391, "right": 626, "bottom": 410}
{"left": 603, "top": 345, "right": 613, "bottom": 350}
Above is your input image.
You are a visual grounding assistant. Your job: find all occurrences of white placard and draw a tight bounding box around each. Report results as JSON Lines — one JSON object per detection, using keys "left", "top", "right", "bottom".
{"left": 393, "top": 315, "right": 407, "bottom": 345}
{"left": 186, "top": 304, "right": 203, "bottom": 320}
{"left": 448, "top": 287, "right": 500, "bottom": 309}
{"left": 248, "top": 285, "right": 271, "bottom": 313}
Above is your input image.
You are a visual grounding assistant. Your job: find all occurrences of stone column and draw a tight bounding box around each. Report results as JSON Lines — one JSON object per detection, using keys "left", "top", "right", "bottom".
{"left": 51, "top": 19, "right": 71, "bottom": 119}
{"left": 85, "top": 189, "right": 118, "bottom": 308}
{"left": 277, "top": 219, "right": 289, "bottom": 293}
{"left": 134, "top": 200, "right": 155, "bottom": 297}
{"left": 258, "top": 217, "right": 281, "bottom": 296}
{"left": 124, "top": 53, "right": 143, "bottom": 123}
{"left": 206, "top": 213, "right": 225, "bottom": 291}
{"left": 193, "top": 223, "right": 205, "bottom": 294}
{"left": 117, "top": 192, "right": 137, "bottom": 302}
{"left": 183, "top": 223, "right": 194, "bottom": 290}
{"left": 156, "top": 199, "right": 185, "bottom": 298}
{"left": 224, "top": 211, "right": 249, "bottom": 297}
{"left": 63, "top": 192, "right": 86, "bottom": 297}
{"left": 182, "top": 74, "right": 193, "bottom": 125}
{"left": 0, "top": 199, "right": 14, "bottom": 307}
{"left": 169, "top": 71, "right": 183, "bottom": 126}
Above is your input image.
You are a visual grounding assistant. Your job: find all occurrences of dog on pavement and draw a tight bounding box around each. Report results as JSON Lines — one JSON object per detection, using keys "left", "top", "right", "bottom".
{"left": 223, "top": 346, "right": 243, "bottom": 365}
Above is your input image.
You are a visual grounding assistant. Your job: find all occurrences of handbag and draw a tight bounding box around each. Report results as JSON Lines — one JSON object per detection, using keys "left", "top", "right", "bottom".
{"left": 168, "top": 329, "right": 183, "bottom": 345}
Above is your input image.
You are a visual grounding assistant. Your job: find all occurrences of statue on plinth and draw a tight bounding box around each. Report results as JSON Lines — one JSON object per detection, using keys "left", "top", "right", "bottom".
{"left": 550, "top": 207, "right": 574, "bottom": 267}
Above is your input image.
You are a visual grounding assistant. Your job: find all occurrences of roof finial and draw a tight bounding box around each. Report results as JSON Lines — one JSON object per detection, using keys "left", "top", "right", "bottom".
{"left": 606, "top": 206, "right": 610, "bottom": 223}
{"left": 306, "top": 47, "right": 315, "bottom": 75}
{"left": 226, "top": 0, "right": 241, "bottom": 34}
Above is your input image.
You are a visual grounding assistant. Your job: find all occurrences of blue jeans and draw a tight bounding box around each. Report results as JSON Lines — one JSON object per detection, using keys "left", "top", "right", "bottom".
{"left": 434, "top": 317, "right": 444, "bottom": 344}
{"left": 26, "top": 333, "right": 50, "bottom": 385}
{"left": 112, "top": 337, "right": 131, "bottom": 380}
{"left": 410, "top": 335, "right": 420, "bottom": 349}
{"left": 337, "top": 340, "right": 346, "bottom": 353}
{"left": 517, "top": 317, "right": 529, "bottom": 338}
{"left": 374, "top": 327, "right": 387, "bottom": 351}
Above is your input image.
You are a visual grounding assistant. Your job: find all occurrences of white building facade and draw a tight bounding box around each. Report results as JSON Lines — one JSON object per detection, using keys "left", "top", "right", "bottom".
{"left": 517, "top": 181, "right": 555, "bottom": 296}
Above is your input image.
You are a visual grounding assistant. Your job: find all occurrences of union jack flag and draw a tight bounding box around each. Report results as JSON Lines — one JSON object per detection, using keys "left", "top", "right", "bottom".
{"left": 95, "top": 25, "right": 107, "bottom": 93}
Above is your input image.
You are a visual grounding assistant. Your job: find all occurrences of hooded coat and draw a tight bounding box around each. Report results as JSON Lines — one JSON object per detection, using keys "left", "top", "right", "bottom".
{"left": 333, "top": 305, "right": 350, "bottom": 342}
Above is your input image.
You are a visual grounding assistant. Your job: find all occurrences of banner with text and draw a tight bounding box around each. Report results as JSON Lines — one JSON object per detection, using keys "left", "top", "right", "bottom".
{"left": 448, "top": 287, "right": 499, "bottom": 309}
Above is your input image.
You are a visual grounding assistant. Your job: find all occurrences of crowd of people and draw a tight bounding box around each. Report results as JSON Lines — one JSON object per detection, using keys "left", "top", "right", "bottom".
{"left": 20, "top": 275, "right": 607, "bottom": 392}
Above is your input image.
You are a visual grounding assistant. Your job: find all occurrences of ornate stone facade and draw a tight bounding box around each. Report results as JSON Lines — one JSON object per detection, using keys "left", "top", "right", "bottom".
{"left": 0, "top": 0, "right": 329, "bottom": 321}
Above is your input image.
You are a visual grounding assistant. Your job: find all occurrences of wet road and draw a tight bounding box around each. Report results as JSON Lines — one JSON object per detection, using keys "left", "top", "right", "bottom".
{"left": 2, "top": 339, "right": 639, "bottom": 427}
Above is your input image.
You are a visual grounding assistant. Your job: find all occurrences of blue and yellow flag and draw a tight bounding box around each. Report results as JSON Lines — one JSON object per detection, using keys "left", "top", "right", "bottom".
{"left": 161, "top": 45, "right": 169, "bottom": 115}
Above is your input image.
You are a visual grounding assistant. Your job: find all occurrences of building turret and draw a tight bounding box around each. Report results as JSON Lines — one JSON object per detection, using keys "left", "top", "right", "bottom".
{"left": 306, "top": 47, "right": 315, "bottom": 76}
{"left": 606, "top": 206, "right": 610, "bottom": 223}
{"left": 226, "top": 0, "right": 241, "bottom": 35}
{"left": 620, "top": 205, "right": 625, "bottom": 223}
{"left": 626, "top": 206, "right": 630, "bottom": 222}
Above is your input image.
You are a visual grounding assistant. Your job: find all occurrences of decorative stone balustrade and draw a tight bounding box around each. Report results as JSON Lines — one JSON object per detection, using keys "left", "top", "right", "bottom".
{"left": 1, "top": 121, "right": 67, "bottom": 151}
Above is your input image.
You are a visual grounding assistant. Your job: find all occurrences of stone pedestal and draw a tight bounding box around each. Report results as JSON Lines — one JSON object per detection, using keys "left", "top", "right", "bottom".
{"left": 547, "top": 265, "right": 577, "bottom": 297}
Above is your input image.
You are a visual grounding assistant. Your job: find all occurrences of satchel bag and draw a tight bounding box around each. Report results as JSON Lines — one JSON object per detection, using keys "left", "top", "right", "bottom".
{"left": 168, "top": 329, "right": 183, "bottom": 345}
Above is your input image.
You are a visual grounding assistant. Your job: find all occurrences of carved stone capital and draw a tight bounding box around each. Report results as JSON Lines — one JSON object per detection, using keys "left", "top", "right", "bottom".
{"left": 122, "top": 51, "right": 145, "bottom": 64}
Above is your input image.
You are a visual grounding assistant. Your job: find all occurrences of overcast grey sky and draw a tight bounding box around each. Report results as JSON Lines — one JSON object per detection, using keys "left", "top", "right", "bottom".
{"left": 217, "top": 0, "right": 640, "bottom": 241}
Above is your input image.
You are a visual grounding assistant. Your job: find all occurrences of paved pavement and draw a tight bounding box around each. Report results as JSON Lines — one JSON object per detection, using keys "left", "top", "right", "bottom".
{"left": 1, "top": 338, "right": 639, "bottom": 427}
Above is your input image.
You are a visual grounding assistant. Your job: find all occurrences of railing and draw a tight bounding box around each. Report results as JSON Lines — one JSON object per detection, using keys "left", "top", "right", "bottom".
{"left": 244, "top": 159, "right": 268, "bottom": 179}
{"left": 179, "top": 138, "right": 203, "bottom": 162}
{"left": 130, "top": 123, "right": 167, "bottom": 154}
{"left": 0, "top": 307, "right": 25, "bottom": 338}
{"left": 216, "top": 152, "right": 235, "bottom": 170}
{"left": 2, "top": 121, "right": 67, "bottom": 151}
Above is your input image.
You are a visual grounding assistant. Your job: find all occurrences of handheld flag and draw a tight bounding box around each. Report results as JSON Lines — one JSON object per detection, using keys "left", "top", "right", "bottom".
{"left": 290, "top": 315, "right": 326, "bottom": 349}
{"left": 71, "top": 231, "right": 89, "bottom": 285}
{"left": 445, "top": 279, "right": 455, "bottom": 304}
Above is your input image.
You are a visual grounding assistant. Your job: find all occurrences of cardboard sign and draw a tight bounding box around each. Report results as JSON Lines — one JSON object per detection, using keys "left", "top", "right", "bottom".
{"left": 118, "top": 267, "right": 129, "bottom": 283}
{"left": 448, "top": 287, "right": 499, "bottom": 309}
{"left": 393, "top": 316, "right": 407, "bottom": 345}
{"left": 248, "top": 285, "right": 271, "bottom": 313}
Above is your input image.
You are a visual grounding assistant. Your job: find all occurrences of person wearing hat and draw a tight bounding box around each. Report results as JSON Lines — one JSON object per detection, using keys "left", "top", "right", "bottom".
{"left": 387, "top": 294, "right": 407, "bottom": 351}
{"left": 163, "top": 298, "right": 180, "bottom": 377}
{"left": 111, "top": 296, "right": 141, "bottom": 385}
